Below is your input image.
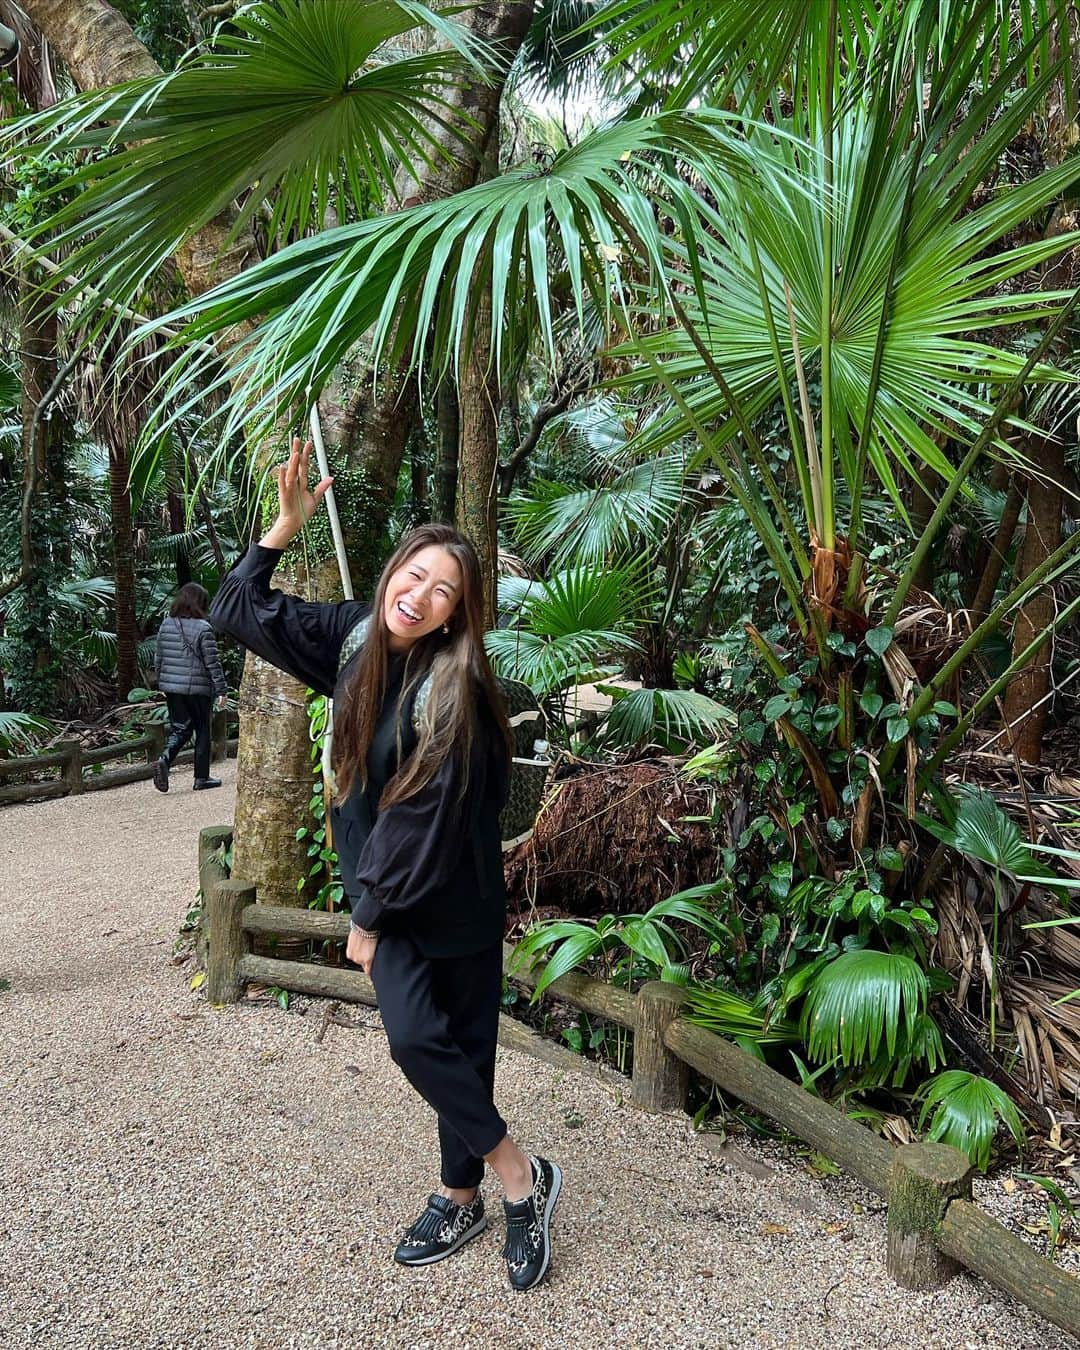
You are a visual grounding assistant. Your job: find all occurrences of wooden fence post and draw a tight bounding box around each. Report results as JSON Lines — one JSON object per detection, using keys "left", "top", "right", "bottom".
{"left": 58, "top": 739, "right": 83, "bottom": 795}
{"left": 887, "top": 1142, "right": 972, "bottom": 1290}
{"left": 146, "top": 724, "right": 166, "bottom": 763}
{"left": 211, "top": 709, "right": 227, "bottom": 764}
{"left": 206, "top": 878, "right": 254, "bottom": 1004}
{"left": 632, "top": 981, "right": 689, "bottom": 1112}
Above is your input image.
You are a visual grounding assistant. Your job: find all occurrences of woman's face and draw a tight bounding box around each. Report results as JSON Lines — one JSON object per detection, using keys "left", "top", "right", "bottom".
{"left": 383, "top": 545, "right": 463, "bottom": 652}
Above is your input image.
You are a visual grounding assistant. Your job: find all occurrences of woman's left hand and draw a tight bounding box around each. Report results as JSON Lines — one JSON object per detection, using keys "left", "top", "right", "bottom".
{"left": 347, "top": 928, "right": 378, "bottom": 975}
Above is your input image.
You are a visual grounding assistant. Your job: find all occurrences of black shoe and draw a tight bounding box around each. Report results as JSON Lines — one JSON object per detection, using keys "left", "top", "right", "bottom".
{"left": 153, "top": 758, "right": 169, "bottom": 793}
{"left": 393, "top": 1192, "right": 486, "bottom": 1266}
{"left": 502, "top": 1156, "right": 561, "bottom": 1291}
{"left": 192, "top": 777, "right": 222, "bottom": 790}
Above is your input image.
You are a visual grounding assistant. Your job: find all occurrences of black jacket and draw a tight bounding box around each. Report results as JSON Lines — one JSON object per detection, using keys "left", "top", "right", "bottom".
{"left": 210, "top": 544, "right": 508, "bottom": 958}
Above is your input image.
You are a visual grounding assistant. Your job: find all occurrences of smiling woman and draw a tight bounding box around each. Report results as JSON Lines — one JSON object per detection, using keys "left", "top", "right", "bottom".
{"left": 209, "top": 437, "right": 563, "bottom": 1291}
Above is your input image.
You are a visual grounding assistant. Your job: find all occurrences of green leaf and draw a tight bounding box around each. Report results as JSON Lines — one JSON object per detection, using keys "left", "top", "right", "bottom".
{"left": 932, "top": 701, "right": 959, "bottom": 716}
{"left": 866, "top": 627, "right": 894, "bottom": 657}
{"left": 916, "top": 1070, "right": 1025, "bottom": 1172}
{"left": 763, "top": 695, "right": 791, "bottom": 721}
{"left": 801, "top": 950, "right": 929, "bottom": 1067}
{"left": 859, "top": 691, "right": 884, "bottom": 717}
{"left": 886, "top": 716, "right": 910, "bottom": 744}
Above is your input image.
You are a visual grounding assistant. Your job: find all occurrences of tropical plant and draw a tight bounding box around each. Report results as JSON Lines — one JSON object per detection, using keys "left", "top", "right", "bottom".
{"left": 922, "top": 787, "right": 1057, "bottom": 1045}
{"left": 917, "top": 1069, "right": 1026, "bottom": 1171}
{"left": 0, "top": 710, "right": 52, "bottom": 754}
{"left": 799, "top": 948, "right": 944, "bottom": 1087}
{"left": 511, "top": 885, "right": 730, "bottom": 999}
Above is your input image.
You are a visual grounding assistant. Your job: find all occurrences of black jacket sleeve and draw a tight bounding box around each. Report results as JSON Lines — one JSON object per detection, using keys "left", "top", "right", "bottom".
{"left": 350, "top": 703, "right": 501, "bottom": 932}
{"left": 209, "top": 543, "right": 369, "bottom": 697}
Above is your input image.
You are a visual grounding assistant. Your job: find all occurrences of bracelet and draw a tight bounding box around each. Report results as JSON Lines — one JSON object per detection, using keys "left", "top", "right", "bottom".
{"left": 350, "top": 922, "right": 380, "bottom": 940}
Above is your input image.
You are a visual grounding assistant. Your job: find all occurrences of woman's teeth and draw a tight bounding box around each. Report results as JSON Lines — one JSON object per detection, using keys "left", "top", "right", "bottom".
{"left": 397, "top": 601, "right": 421, "bottom": 623}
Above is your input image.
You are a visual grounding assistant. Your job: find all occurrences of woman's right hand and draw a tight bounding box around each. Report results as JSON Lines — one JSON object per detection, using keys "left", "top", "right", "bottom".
{"left": 259, "top": 436, "right": 334, "bottom": 549}
{"left": 346, "top": 928, "right": 379, "bottom": 976}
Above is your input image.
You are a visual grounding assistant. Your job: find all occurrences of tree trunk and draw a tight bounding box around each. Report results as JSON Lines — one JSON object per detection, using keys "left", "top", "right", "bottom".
{"left": 16, "top": 267, "right": 66, "bottom": 713}
{"left": 167, "top": 487, "right": 192, "bottom": 588}
{"left": 108, "top": 442, "right": 139, "bottom": 697}
{"left": 24, "top": 0, "right": 160, "bottom": 85}
{"left": 1002, "top": 433, "right": 1065, "bottom": 763}
{"left": 231, "top": 554, "right": 342, "bottom": 908}
{"left": 457, "top": 271, "right": 499, "bottom": 624}
{"left": 434, "top": 377, "right": 459, "bottom": 523}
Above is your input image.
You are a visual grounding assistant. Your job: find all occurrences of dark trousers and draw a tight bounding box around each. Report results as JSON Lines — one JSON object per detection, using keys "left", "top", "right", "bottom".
{"left": 370, "top": 934, "right": 507, "bottom": 1190}
{"left": 163, "top": 692, "right": 212, "bottom": 781}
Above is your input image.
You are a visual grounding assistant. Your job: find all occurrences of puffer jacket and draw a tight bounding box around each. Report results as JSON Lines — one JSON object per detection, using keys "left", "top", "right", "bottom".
{"left": 155, "top": 616, "right": 226, "bottom": 697}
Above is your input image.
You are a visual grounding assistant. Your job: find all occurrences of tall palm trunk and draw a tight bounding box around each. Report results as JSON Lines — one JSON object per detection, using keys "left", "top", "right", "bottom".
{"left": 108, "top": 442, "right": 138, "bottom": 698}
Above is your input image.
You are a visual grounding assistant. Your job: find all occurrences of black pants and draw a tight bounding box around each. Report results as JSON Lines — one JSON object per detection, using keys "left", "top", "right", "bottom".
{"left": 370, "top": 934, "right": 507, "bottom": 1190}
{"left": 163, "top": 692, "right": 212, "bottom": 781}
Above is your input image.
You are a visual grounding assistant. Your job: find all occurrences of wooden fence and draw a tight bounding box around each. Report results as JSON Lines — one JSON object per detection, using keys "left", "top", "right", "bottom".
{"left": 0, "top": 713, "right": 236, "bottom": 806}
{"left": 197, "top": 825, "right": 1080, "bottom": 1339}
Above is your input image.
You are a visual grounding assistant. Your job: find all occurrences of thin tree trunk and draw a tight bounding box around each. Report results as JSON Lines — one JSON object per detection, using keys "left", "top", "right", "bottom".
{"left": 1002, "top": 434, "right": 1065, "bottom": 762}
{"left": 17, "top": 267, "right": 65, "bottom": 712}
{"left": 434, "top": 377, "right": 459, "bottom": 523}
{"left": 109, "top": 442, "right": 139, "bottom": 697}
{"left": 167, "top": 488, "right": 192, "bottom": 588}
{"left": 967, "top": 478, "right": 1023, "bottom": 627}
{"left": 457, "top": 272, "right": 499, "bottom": 623}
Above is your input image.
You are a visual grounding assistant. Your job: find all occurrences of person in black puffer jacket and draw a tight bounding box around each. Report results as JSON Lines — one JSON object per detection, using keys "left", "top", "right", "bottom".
{"left": 153, "top": 582, "right": 227, "bottom": 793}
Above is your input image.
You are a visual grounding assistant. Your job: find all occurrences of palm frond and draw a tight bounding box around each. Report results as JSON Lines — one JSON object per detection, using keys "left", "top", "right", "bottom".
{"left": 132, "top": 107, "right": 785, "bottom": 451}
{"left": 11, "top": 0, "right": 490, "bottom": 322}
{"left": 921, "top": 787, "right": 1053, "bottom": 881}
{"left": 603, "top": 686, "right": 736, "bottom": 749}
{"left": 917, "top": 1069, "right": 1026, "bottom": 1171}
{"left": 801, "top": 949, "right": 929, "bottom": 1066}
{"left": 506, "top": 451, "right": 694, "bottom": 568}
{"left": 0, "top": 710, "right": 53, "bottom": 755}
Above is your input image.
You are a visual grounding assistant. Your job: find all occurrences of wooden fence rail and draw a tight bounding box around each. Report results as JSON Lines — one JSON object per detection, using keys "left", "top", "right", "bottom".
{"left": 198, "top": 827, "right": 1079, "bottom": 1339}
{"left": 0, "top": 715, "right": 236, "bottom": 806}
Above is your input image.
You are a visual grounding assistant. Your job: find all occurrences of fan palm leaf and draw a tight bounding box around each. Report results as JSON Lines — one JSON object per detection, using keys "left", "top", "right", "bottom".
{"left": 10, "top": 0, "right": 491, "bottom": 323}
{"left": 602, "top": 686, "right": 736, "bottom": 749}
{"left": 917, "top": 1069, "right": 1025, "bottom": 1171}
{"left": 618, "top": 76, "right": 1080, "bottom": 529}
{"left": 126, "top": 107, "right": 786, "bottom": 450}
{"left": 506, "top": 451, "right": 694, "bottom": 568}
{"left": 801, "top": 949, "right": 930, "bottom": 1066}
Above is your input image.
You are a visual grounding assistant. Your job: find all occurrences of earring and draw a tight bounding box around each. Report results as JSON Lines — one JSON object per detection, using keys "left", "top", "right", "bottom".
{"left": 442, "top": 622, "right": 450, "bottom": 635}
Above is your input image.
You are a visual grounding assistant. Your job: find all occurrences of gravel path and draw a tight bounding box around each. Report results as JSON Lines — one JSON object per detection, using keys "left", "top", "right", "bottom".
{"left": 0, "top": 761, "right": 1075, "bottom": 1349}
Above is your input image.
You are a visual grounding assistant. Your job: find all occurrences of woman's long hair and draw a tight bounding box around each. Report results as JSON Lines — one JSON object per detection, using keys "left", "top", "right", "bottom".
{"left": 170, "top": 582, "right": 210, "bottom": 619}
{"left": 332, "top": 524, "right": 510, "bottom": 807}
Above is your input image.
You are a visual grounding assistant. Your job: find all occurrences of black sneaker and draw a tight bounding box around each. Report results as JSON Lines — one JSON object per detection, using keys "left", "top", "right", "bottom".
{"left": 153, "top": 758, "right": 169, "bottom": 793}
{"left": 501, "top": 1156, "right": 562, "bottom": 1291}
{"left": 393, "top": 1192, "right": 486, "bottom": 1266}
{"left": 192, "top": 777, "right": 222, "bottom": 790}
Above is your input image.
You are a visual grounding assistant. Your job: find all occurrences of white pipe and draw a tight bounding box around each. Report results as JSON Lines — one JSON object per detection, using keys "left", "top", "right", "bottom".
{"left": 308, "top": 402, "right": 353, "bottom": 600}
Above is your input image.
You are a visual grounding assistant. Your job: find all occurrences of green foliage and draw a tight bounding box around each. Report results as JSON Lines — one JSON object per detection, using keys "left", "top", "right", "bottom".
{"left": 917, "top": 1070, "right": 1026, "bottom": 1172}
{"left": 297, "top": 693, "right": 344, "bottom": 913}
{"left": 0, "top": 711, "right": 52, "bottom": 755}
{"left": 800, "top": 950, "right": 943, "bottom": 1086}
{"left": 512, "top": 885, "right": 729, "bottom": 1000}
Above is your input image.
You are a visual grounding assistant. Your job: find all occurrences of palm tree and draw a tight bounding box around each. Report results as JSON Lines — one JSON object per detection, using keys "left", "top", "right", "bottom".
{"left": 8, "top": 0, "right": 534, "bottom": 907}
{"left": 11, "top": 0, "right": 1080, "bottom": 894}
